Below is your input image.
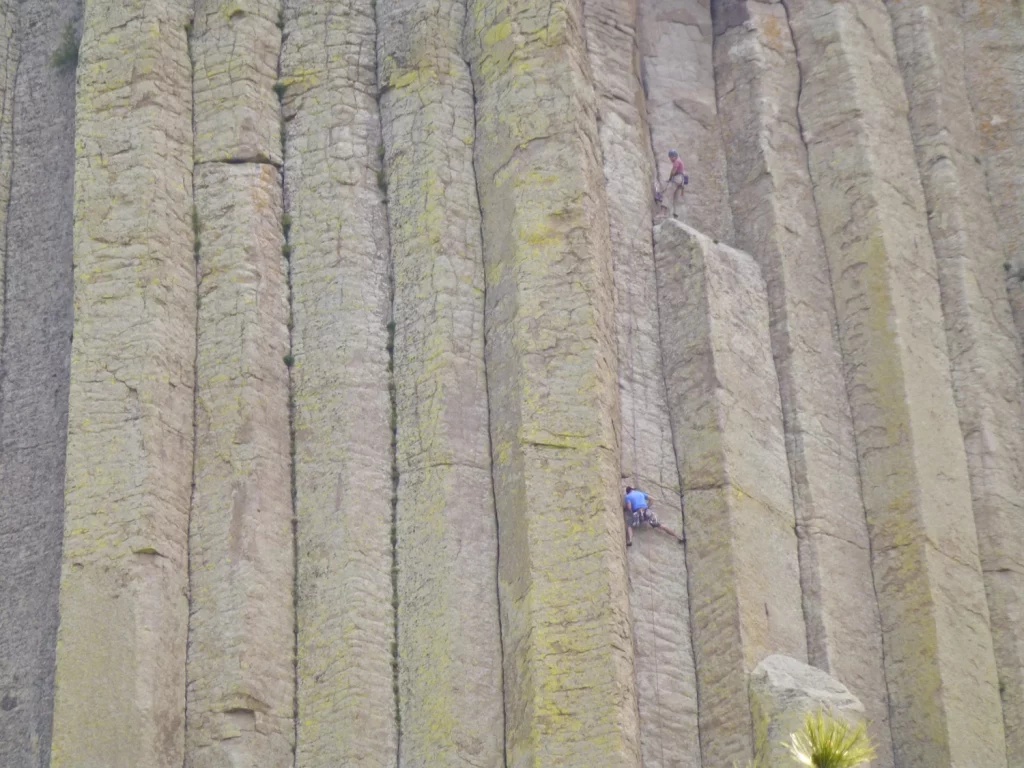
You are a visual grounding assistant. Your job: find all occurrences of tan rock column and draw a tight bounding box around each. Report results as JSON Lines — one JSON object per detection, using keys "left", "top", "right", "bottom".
{"left": 654, "top": 219, "right": 807, "bottom": 768}
{"left": 0, "top": 2, "right": 76, "bottom": 766}
{"left": 782, "top": 0, "right": 1008, "bottom": 762}
{"left": 887, "top": 0, "right": 1024, "bottom": 760}
{"left": 961, "top": 0, "right": 1024, "bottom": 353}
{"left": 465, "top": 0, "right": 641, "bottom": 762}
{"left": 637, "top": 0, "right": 733, "bottom": 241}
{"left": 187, "top": 166, "right": 293, "bottom": 767}
{"left": 583, "top": 0, "right": 701, "bottom": 764}
{"left": 712, "top": 3, "right": 892, "bottom": 763}
{"left": 375, "top": 1, "right": 505, "bottom": 766}
{"left": 50, "top": 1, "right": 196, "bottom": 766}
{"left": 184, "top": 5, "right": 294, "bottom": 766}
{"left": 281, "top": 2, "right": 397, "bottom": 765}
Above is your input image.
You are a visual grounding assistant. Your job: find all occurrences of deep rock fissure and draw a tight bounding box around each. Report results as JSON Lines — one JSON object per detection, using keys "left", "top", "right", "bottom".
{"left": 778, "top": 0, "right": 903, "bottom": 757}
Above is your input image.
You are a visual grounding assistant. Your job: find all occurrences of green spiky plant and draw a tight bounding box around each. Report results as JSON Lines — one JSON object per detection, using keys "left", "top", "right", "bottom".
{"left": 786, "top": 710, "right": 876, "bottom": 768}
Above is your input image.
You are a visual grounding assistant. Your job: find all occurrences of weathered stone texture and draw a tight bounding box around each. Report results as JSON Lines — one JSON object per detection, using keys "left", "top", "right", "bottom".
{"left": 192, "top": 0, "right": 282, "bottom": 164}
{"left": 637, "top": 0, "right": 733, "bottom": 241}
{"left": 466, "top": 0, "right": 641, "bottom": 762}
{"left": 961, "top": 0, "right": 1024, "bottom": 352}
{"left": 0, "top": 2, "right": 76, "bottom": 766}
{"left": 185, "top": 163, "right": 293, "bottom": 768}
{"left": 49, "top": 1, "right": 195, "bottom": 766}
{"left": 783, "top": 0, "right": 1008, "bottom": 762}
{"left": 654, "top": 220, "right": 807, "bottom": 768}
{"left": 281, "top": 2, "right": 397, "bottom": 765}
{"left": 888, "top": 0, "right": 1024, "bottom": 760}
{"left": 712, "top": 4, "right": 893, "bottom": 763}
{"left": 376, "top": 0, "right": 505, "bottom": 764}
{"left": 749, "top": 655, "right": 866, "bottom": 767}
{"left": 583, "top": 0, "right": 701, "bottom": 764}
{"left": 0, "top": 0, "right": 14, "bottom": 348}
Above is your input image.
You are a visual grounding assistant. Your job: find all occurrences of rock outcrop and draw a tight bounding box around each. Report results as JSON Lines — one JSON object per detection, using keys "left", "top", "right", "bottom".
{"left": 749, "top": 655, "right": 866, "bottom": 767}
{"left": 281, "top": 2, "right": 397, "bottom": 765}
{"left": 656, "top": 220, "right": 807, "bottom": 767}
{"left": 50, "top": 2, "right": 196, "bottom": 766}
{"left": 377, "top": 0, "right": 506, "bottom": 761}
{"left": 712, "top": 2, "right": 893, "bottom": 761}
{"left": 0, "top": 0, "right": 1021, "bottom": 766}
{"left": 0, "top": 2, "right": 76, "bottom": 766}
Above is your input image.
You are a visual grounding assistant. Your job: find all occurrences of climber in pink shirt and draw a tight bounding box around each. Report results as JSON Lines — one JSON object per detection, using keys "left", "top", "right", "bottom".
{"left": 666, "top": 149, "right": 687, "bottom": 219}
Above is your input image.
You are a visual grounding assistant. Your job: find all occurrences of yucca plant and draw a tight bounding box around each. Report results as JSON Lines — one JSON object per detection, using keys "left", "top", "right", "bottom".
{"left": 786, "top": 710, "right": 876, "bottom": 768}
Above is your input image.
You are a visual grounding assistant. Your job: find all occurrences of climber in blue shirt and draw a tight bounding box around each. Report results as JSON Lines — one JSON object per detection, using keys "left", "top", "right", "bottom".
{"left": 624, "top": 486, "right": 685, "bottom": 546}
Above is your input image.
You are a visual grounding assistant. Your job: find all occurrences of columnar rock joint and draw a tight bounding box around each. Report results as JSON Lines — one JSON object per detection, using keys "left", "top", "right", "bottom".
{"left": 638, "top": 0, "right": 734, "bottom": 241}
{"left": 783, "top": 0, "right": 1009, "bottom": 762}
{"left": 50, "top": 2, "right": 196, "bottom": 766}
{"left": 466, "top": 0, "right": 641, "bottom": 761}
{"left": 886, "top": 0, "right": 1024, "bottom": 758}
{"left": 281, "top": 1, "right": 397, "bottom": 765}
{"left": 186, "top": 163, "right": 294, "bottom": 768}
{"left": 376, "top": 0, "right": 505, "bottom": 761}
{"left": 0, "top": 2, "right": 77, "bottom": 766}
{"left": 584, "top": 0, "right": 702, "bottom": 763}
{"left": 655, "top": 220, "right": 807, "bottom": 768}
{"left": 712, "top": 2, "right": 893, "bottom": 762}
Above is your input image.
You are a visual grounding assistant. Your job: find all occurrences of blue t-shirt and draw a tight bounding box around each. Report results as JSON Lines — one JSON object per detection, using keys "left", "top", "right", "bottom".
{"left": 625, "top": 490, "right": 649, "bottom": 511}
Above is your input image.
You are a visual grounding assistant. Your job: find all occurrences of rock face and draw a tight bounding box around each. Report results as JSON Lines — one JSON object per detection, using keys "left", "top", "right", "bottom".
{"left": 656, "top": 220, "right": 807, "bottom": 767}
{"left": 0, "top": 2, "right": 76, "bottom": 766}
{"left": 50, "top": 2, "right": 195, "bottom": 766}
{"left": 749, "top": 655, "right": 866, "bottom": 767}
{"left": 712, "top": 3, "right": 893, "bottom": 762}
{"left": 0, "top": 0, "right": 1022, "bottom": 766}
{"left": 376, "top": 0, "right": 505, "bottom": 761}
{"left": 281, "top": 2, "right": 397, "bottom": 766}
{"left": 783, "top": 0, "right": 1008, "bottom": 763}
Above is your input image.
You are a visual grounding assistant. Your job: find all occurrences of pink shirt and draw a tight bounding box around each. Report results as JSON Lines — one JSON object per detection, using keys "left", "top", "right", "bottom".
{"left": 671, "top": 157, "right": 686, "bottom": 177}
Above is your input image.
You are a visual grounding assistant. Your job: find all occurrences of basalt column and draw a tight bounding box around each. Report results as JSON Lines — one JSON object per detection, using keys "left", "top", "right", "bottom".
{"left": 376, "top": 0, "right": 505, "bottom": 764}
{"left": 712, "top": 2, "right": 892, "bottom": 762}
{"left": 185, "top": 3, "right": 294, "bottom": 765}
{"left": 466, "top": 0, "right": 642, "bottom": 762}
{"left": 961, "top": 0, "right": 1024, "bottom": 356}
{"left": 0, "top": 0, "right": 13, "bottom": 346}
{"left": 0, "top": 2, "right": 77, "bottom": 766}
{"left": 782, "top": 0, "right": 1008, "bottom": 762}
{"left": 281, "top": 1, "right": 397, "bottom": 765}
{"left": 49, "top": 2, "right": 196, "bottom": 766}
{"left": 887, "top": 0, "right": 1024, "bottom": 759}
{"left": 637, "top": 0, "right": 733, "bottom": 241}
{"left": 655, "top": 220, "right": 807, "bottom": 768}
{"left": 583, "top": 0, "right": 701, "bottom": 764}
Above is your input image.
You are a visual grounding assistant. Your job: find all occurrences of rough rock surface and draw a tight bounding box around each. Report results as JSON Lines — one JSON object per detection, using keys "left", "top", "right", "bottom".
{"left": 637, "top": 0, "right": 733, "bottom": 241}
{"left": 962, "top": 0, "right": 1024, "bottom": 354}
{"left": 49, "top": 1, "right": 196, "bottom": 766}
{"left": 192, "top": 0, "right": 282, "bottom": 164}
{"left": 375, "top": 0, "right": 505, "bottom": 763}
{"left": 711, "top": 3, "right": 893, "bottom": 763}
{"left": 0, "top": 0, "right": 13, "bottom": 348}
{"left": 0, "top": 2, "right": 76, "bottom": 766}
{"left": 185, "top": 163, "right": 294, "bottom": 768}
{"left": 281, "top": 1, "right": 397, "bottom": 765}
{"left": 655, "top": 220, "right": 807, "bottom": 768}
{"left": 466, "top": 0, "right": 641, "bottom": 761}
{"left": 888, "top": 0, "right": 1024, "bottom": 761}
{"left": 783, "top": 0, "right": 1008, "bottom": 762}
{"left": 749, "top": 655, "right": 866, "bottom": 767}
{"left": 584, "top": 0, "right": 701, "bottom": 764}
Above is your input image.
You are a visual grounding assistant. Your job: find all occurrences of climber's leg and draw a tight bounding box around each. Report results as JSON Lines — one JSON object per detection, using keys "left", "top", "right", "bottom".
{"left": 647, "top": 510, "right": 685, "bottom": 543}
